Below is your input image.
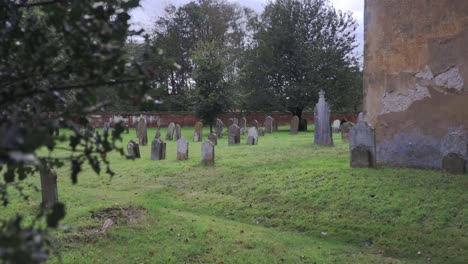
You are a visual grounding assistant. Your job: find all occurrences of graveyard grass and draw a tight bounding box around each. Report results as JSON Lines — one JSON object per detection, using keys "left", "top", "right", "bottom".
{"left": 5, "top": 127, "right": 468, "bottom": 264}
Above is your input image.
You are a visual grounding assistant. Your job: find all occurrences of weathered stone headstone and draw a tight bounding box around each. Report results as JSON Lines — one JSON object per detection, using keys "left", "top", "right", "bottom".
{"left": 252, "top": 120, "right": 259, "bottom": 129}
{"left": 166, "top": 122, "right": 175, "bottom": 140}
{"left": 201, "top": 140, "right": 215, "bottom": 165}
{"left": 240, "top": 117, "right": 247, "bottom": 134}
{"left": 228, "top": 124, "right": 241, "bottom": 145}
{"left": 127, "top": 140, "right": 140, "bottom": 158}
{"left": 193, "top": 121, "right": 203, "bottom": 142}
{"left": 349, "top": 113, "right": 376, "bottom": 167}
{"left": 155, "top": 127, "right": 161, "bottom": 139}
{"left": 440, "top": 132, "right": 467, "bottom": 174}
{"left": 247, "top": 127, "right": 258, "bottom": 145}
{"left": 264, "top": 116, "right": 274, "bottom": 133}
{"left": 137, "top": 117, "right": 148, "bottom": 146}
{"left": 175, "top": 124, "right": 182, "bottom": 140}
{"left": 40, "top": 165, "right": 58, "bottom": 209}
{"left": 177, "top": 137, "right": 189, "bottom": 160}
{"left": 151, "top": 139, "right": 166, "bottom": 160}
{"left": 215, "top": 119, "right": 224, "bottom": 138}
{"left": 314, "top": 90, "right": 333, "bottom": 146}
{"left": 290, "top": 116, "right": 299, "bottom": 134}
{"left": 300, "top": 119, "right": 308, "bottom": 131}
{"left": 340, "top": 122, "right": 355, "bottom": 142}
{"left": 332, "top": 119, "right": 341, "bottom": 133}
{"left": 208, "top": 133, "right": 218, "bottom": 145}
{"left": 258, "top": 127, "right": 265, "bottom": 136}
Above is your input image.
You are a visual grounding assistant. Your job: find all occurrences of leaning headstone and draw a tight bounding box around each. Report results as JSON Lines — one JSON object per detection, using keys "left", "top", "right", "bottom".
{"left": 215, "top": 119, "right": 224, "bottom": 138}
{"left": 166, "top": 122, "right": 175, "bottom": 140}
{"left": 127, "top": 140, "right": 140, "bottom": 158}
{"left": 300, "top": 119, "right": 308, "bottom": 131}
{"left": 258, "top": 127, "right": 265, "bottom": 136}
{"left": 264, "top": 116, "right": 274, "bottom": 133}
{"left": 314, "top": 90, "right": 333, "bottom": 146}
{"left": 290, "top": 116, "right": 299, "bottom": 134}
{"left": 332, "top": 119, "right": 341, "bottom": 133}
{"left": 193, "top": 121, "right": 203, "bottom": 142}
{"left": 137, "top": 117, "right": 148, "bottom": 146}
{"left": 177, "top": 137, "right": 189, "bottom": 160}
{"left": 349, "top": 113, "right": 376, "bottom": 167}
{"left": 40, "top": 164, "right": 58, "bottom": 209}
{"left": 247, "top": 127, "right": 258, "bottom": 145}
{"left": 340, "top": 122, "right": 355, "bottom": 142}
{"left": 201, "top": 140, "right": 215, "bottom": 165}
{"left": 228, "top": 124, "right": 241, "bottom": 145}
{"left": 440, "top": 132, "right": 467, "bottom": 174}
{"left": 175, "top": 124, "right": 182, "bottom": 140}
{"left": 151, "top": 139, "right": 166, "bottom": 160}
{"left": 208, "top": 133, "right": 218, "bottom": 145}
{"left": 155, "top": 127, "right": 161, "bottom": 139}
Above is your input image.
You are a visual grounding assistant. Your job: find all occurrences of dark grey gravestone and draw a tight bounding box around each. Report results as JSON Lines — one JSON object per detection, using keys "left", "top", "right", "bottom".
{"left": 175, "top": 124, "right": 182, "bottom": 140}
{"left": 442, "top": 153, "right": 466, "bottom": 174}
{"left": 314, "top": 90, "right": 333, "bottom": 146}
{"left": 201, "top": 140, "right": 215, "bottom": 165}
{"left": 40, "top": 165, "right": 58, "bottom": 209}
{"left": 273, "top": 118, "right": 278, "bottom": 132}
{"left": 177, "top": 137, "right": 189, "bottom": 160}
{"left": 440, "top": 132, "right": 467, "bottom": 174}
{"left": 290, "top": 116, "right": 299, "bottom": 135}
{"left": 166, "top": 122, "right": 175, "bottom": 140}
{"left": 127, "top": 140, "right": 140, "bottom": 158}
{"left": 247, "top": 127, "right": 258, "bottom": 145}
{"left": 215, "top": 119, "right": 224, "bottom": 138}
{"left": 300, "top": 119, "right": 308, "bottom": 131}
{"left": 349, "top": 113, "right": 376, "bottom": 167}
{"left": 193, "top": 121, "right": 203, "bottom": 142}
{"left": 151, "top": 139, "right": 166, "bottom": 160}
{"left": 340, "top": 122, "right": 355, "bottom": 142}
{"left": 264, "top": 116, "right": 274, "bottom": 133}
{"left": 350, "top": 146, "right": 372, "bottom": 167}
{"left": 228, "top": 124, "right": 241, "bottom": 145}
{"left": 125, "top": 124, "right": 129, "bottom": 134}
{"left": 208, "top": 133, "right": 218, "bottom": 145}
{"left": 137, "top": 117, "right": 148, "bottom": 146}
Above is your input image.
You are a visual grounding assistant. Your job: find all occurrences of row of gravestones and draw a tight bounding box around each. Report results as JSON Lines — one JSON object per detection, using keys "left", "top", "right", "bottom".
{"left": 127, "top": 114, "right": 284, "bottom": 165}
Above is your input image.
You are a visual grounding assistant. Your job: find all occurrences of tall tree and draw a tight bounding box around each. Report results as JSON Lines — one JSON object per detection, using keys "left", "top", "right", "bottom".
{"left": 240, "top": 0, "right": 359, "bottom": 123}
{"left": 0, "top": 1, "right": 151, "bottom": 262}
{"left": 150, "top": 0, "right": 251, "bottom": 111}
{"left": 192, "top": 41, "right": 231, "bottom": 132}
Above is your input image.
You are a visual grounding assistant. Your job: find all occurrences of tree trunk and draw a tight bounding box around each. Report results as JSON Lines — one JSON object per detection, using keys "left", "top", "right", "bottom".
{"left": 40, "top": 165, "right": 58, "bottom": 209}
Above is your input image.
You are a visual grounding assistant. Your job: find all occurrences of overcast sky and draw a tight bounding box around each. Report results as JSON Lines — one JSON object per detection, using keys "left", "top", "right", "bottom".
{"left": 130, "top": 0, "right": 364, "bottom": 56}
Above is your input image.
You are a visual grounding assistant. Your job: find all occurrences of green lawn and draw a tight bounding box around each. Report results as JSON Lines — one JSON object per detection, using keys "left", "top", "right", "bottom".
{"left": 4, "top": 126, "right": 468, "bottom": 263}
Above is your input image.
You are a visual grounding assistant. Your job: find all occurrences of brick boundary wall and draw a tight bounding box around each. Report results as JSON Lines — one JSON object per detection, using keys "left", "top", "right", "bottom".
{"left": 90, "top": 112, "right": 358, "bottom": 128}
